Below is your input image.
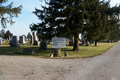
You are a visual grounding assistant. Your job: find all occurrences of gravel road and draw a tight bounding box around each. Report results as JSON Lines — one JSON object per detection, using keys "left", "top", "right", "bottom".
{"left": 0, "top": 43, "right": 120, "bottom": 80}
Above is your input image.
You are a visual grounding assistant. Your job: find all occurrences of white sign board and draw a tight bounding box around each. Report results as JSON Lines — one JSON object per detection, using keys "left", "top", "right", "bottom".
{"left": 52, "top": 37, "right": 66, "bottom": 48}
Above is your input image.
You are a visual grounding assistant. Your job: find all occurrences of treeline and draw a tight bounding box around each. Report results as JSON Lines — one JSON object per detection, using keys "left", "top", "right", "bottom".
{"left": 0, "top": 29, "right": 13, "bottom": 39}
{"left": 30, "top": 0, "right": 120, "bottom": 51}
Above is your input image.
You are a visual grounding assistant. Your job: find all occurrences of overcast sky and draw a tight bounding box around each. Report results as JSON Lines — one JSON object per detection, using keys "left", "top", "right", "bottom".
{"left": 1, "top": 0, "right": 120, "bottom": 36}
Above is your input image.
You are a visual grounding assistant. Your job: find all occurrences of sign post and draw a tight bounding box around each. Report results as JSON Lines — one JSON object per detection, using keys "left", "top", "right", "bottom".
{"left": 52, "top": 37, "right": 66, "bottom": 57}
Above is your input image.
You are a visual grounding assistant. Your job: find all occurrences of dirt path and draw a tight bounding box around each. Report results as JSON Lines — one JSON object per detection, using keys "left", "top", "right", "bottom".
{"left": 0, "top": 43, "right": 120, "bottom": 80}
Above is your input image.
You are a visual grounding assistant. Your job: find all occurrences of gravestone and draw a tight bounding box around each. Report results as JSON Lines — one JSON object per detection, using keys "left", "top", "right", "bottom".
{"left": 89, "top": 41, "right": 94, "bottom": 45}
{"left": 85, "top": 40, "right": 89, "bottom": 46}
{"left": 0, "top": 38, "right": 2, "bottom": 46}
{"left": 69, "top": 36, "right": 74, "bottom": 46}
{"left": 32, "top": 32, "right": 38, "bottom": 45}
{"left": 10, "top": 36, "right": 20, "bottom": 47}
{"left": 81, "top": 35, "right": 85, "bottom": 45}
{"left": 69, "top": 40, "right": 74, "bottom": 46}
{"left": 22, "top": 48, "right": 35, "bottom": 54}
{"left": 69, "top": 41, "right": 74, "bottom": 46}
{"left": 28, "top": 38, "right": 30, "bottom": 41}
{"left": 39, "top": 42, "right": 47, "bottom": 50}
{"left": 19, "top": 36, "right": 26, "bottom": 43}
{"left": 8, "top": 36, "right": 10, "bottom": 40}
{"left": 30, "top": 35, "right": 34, "bottom": 44}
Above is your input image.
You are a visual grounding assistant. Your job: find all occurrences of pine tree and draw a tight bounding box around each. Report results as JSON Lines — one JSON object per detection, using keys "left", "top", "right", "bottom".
{"left": 30, "top": 0, "right": 86, "bottom": 51}
{"left": 4, "top": 30, "right": 13, "bottom": 39}
{"left": 0, "top": 0, "right": 22, "bottom": 28}
{"left": 83, "top": 0, "right": 119, "bottom": 46}
{"left": 27, "top": 32, "right": 31, "bottom": 39}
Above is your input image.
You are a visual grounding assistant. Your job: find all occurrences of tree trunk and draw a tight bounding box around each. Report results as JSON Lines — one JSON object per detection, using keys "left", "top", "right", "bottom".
{"left": 95, "top": 40, "right": 97, "bottom": 46}
{"left": 73, "top": 1, "right": 80, "bottom": 51}
{"left": 73, "top": 33, "right": 79, "bottom": 51}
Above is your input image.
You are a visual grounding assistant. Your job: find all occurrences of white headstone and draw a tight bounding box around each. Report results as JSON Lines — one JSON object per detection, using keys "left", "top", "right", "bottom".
{"left": 8, "top": 36, "right": 10, "bottom": 40}
{"left": 32, "top": 32, "right": 38, "bottom": 45}
{"left": 33, "top": 32, "right": 38, "bottom": 41}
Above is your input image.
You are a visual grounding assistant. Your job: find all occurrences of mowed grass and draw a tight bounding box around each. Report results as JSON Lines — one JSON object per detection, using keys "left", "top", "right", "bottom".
{"left": 0, "top": 40, "right": 117, "bottom": 58}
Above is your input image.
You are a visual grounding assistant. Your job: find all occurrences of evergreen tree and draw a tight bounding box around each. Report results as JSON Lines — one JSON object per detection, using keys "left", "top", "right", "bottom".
{"left": 30, "top": 0, "right": 86, "bottom": 51}
{"left": 4, "top": 30, "right": 13, "bottom": 39}
{"left": 27, "top": 32, "right": 31, "bottom": 39}
{"left": 83, "top": 0, "right": 120, "bottom": 46}
{"left": 106, "top": 20, "right": 120, "bottom": 41}
{"left": 30, "top": 0, "right": 120, "bottom": 49}
{"left": 0, "top": 0, "right": 22, "bottom": 28}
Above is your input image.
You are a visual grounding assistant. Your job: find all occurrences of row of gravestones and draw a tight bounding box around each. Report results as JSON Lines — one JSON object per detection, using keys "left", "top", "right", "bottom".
{"left": 68, "top": 39, "right": 94, "bottom": 46}
{"left": 10, "top": 32, "right": 39, "bottom": 47}
{"left": 0, "top": 32, "right": 47, "bottom": 50}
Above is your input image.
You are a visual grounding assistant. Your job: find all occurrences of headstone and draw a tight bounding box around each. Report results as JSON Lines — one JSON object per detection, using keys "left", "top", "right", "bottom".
{"left": 39, "top": 42, "right": 47, "bottom": 49}
{"left": 69, "top": 41, "right": 74, "bottom": 46}
{"left": 10, "top": 36, "right": 20, "bottom": 47}
{"left": 22, "top": 48, "right": 35, "bottom": 54}
{"left": 8, "top": 36, "right": 10, "bottom": 40}
{"left": 30, "top": 35, "right": 34, "bottom": 44}
{"left": 82, "top": 40, "right": 85, "bottom": 45}
{"left": 85, "top": 40, "right": 89, "bottom": 46}
{"left": 0, "top": 38, "right": 2, "bottom": 46}
{"left": 32, "top": 32, "right": 38, "bottom": 45}
{"left": 69, "top": 37, "right": 74, "bottom": 46}
{"left": 81, "top": 35, "right": 85, "bottom": 45}
{"left": 28, "top": 38, "right": 30, "bottom": 41}
{"left": 19, "top": 36, "right": 26, "bottom": 43}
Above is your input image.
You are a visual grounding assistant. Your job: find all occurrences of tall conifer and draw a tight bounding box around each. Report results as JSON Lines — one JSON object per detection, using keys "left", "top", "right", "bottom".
{"left": 30, "top": 0, "right": 86, "bottom": 51}
{"left": 0, "top": 0, "right": 22, "bottom": 28}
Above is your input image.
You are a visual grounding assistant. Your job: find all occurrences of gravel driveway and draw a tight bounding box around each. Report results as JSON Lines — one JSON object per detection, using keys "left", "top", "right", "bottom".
{"left": 0, "top": 43, "right": 120, "bottom": 80}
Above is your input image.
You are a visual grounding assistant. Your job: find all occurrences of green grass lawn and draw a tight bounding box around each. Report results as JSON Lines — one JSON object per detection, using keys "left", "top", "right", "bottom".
{"left": 0, "top": 40, "right": 117, "bottom": 58}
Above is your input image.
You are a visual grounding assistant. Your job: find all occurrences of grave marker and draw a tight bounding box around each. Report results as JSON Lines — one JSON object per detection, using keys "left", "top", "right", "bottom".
{"left": 39, "top": 42, "right": 47, "bottom": 50}
{"left": 33, "top": 32, "right": 38, "bottom": 45}
{"left": 10, "top": 36, "right": 20, "bottom": 47}
{"left": 69, "top": 37, "right": 74, "bottom": 46}
{"left": 19, "top": 36, "right": 26, "bottom": 43}
{"left": 22, "top": 48, "right": 35, "bottom": 54}
{"left": 30, "top": 35, "right": 34, "bottom": 44}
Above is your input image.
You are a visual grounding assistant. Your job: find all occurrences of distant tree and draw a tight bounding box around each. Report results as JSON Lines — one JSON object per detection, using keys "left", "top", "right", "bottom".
{"left": 107, "top": 23, "right": 120, "bottom": 41}
{"left": 0, "top": 29, "right": 5, "bottom": 38}
{"left": 0, "top": 0, "right": 22, "bottom": 28}
{"left": 27, "top": 32, "right": 31, "bottom": 39}
{"left": 83, "top": 0, "right": 111, "bottom": 46}
{"left": 4, "top": 30, "right": 13, "bottom": 39}
{"left": 83, "top": 0, "right": 120, "bottom": 46}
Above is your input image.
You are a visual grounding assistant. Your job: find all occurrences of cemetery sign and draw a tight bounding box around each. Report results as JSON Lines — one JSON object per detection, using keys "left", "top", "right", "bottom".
{"left": 52, "top": 37, "right": 66, "bottom": 48}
